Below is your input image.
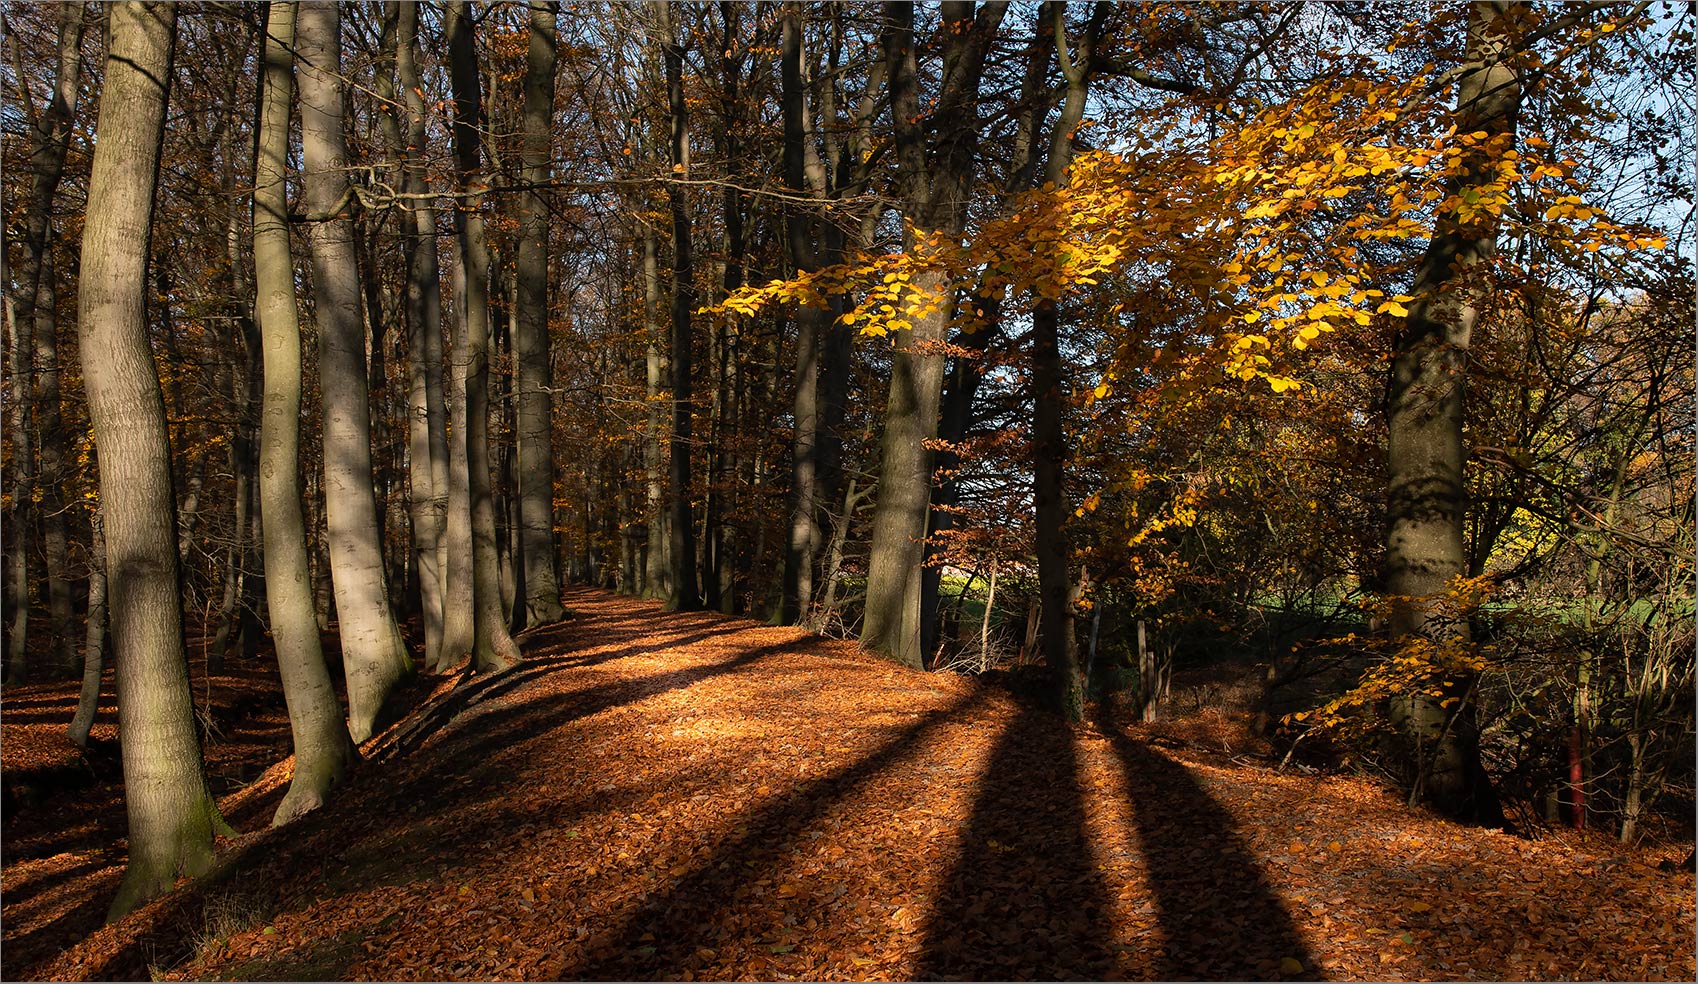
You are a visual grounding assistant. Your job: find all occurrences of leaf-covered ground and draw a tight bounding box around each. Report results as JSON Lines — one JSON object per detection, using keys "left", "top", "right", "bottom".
{"left": 5, "top": 589, "right": 1693, "bottom": 981}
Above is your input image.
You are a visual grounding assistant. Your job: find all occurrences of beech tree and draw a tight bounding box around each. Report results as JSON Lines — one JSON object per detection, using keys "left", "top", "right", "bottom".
{"left": 860, "top": 1, "right": 1006, "bottom": 669}
{"left": 76, "top": 0, "right": 232, "bottom": 920}
{"left": 515, "top": 0, "right": 565, "bottom": 627}
{"left": 446, "top": 0, "right": 521, "bottom": 671}
{"left": 255, "top": 0, "right": 356, "bottom": 825}
{"left": 297, "top": 0, "right": 412, "bottom": 740}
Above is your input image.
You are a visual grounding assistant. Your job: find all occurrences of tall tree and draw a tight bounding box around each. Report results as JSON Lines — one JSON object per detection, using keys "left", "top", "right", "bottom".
{"left": 1032, "top": 1, "right": 1111, "bottom": 720}
{"left": 5, "top": 1, "right": 86, "bottom": 679}
{"left": 514, "top": 0, "right": 565, "bottom": 626}
{"left": 861, "top": 0, "right": 1006, "bottom": 668}
{"left": 67, "top": 504, "right": 105, "bottom": 747}
{"left": 256, "top": 0, "right": 356, "bottom": 825}
{"left": 1383, "top": 1, "right": 1522, "bottom": 824}
{"left": 380, "top": 0, "right": 451, "bottom": 670}
{"left": 297, "top": 0, "right": 412, "bottom": 741}
{"left": 77, "top": 0, "right": 232, "bottom": 921}
{"left": 655, "top": 0, "right": 700, "bottom": 611}
{"left": 779, "top": 4, "right": 826, "bottom": 626}
{"left": 446, "top": 0, "right": 521, "bottom": 671}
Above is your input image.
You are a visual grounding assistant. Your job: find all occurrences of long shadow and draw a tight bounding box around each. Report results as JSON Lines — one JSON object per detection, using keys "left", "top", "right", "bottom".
{"left": 64, "top": 620, "right": 791, "bottom": 981}
{"left": 914, "top": 698, "right": 1119, "bottom": 981}
{"left": 1, "top": 881, "right": 113, "bottom": 971}
{"left": 1097, "top": 706, "right": 1318, "bottom": 981}
{"left": 0, "top": 854, "right": 111, "bottom": 909}
{"left": 554, "top": 694, "right": 973, "bottom": 980}
{"left": 367, "top": 621, "right": 755, "bottom": 762}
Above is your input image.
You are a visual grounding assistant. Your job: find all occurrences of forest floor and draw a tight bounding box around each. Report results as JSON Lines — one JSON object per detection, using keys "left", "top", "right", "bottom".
{"left": 2, "top": 588, "right": 1693, "bottom": 982}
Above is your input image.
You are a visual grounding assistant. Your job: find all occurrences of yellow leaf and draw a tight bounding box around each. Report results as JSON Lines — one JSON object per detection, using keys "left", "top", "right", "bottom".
{"left": 1244, "top": 311, "right": 1262, "bottom": 324}
{"left": 1280, "top": 957, "right": 1305, "bottom": 975}
{"left": 1406, "top": 900, "right": 1432, "bottom": 913}
{"left": 1093, "top": 382, "right": 1110, "bottom": 399}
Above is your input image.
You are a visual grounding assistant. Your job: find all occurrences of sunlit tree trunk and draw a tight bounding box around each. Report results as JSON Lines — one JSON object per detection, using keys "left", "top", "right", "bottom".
{"left": 255, "top": 0, "right": 356, "bottom": 825}
{"left": 79, "top": 1, "right": 233, "bottom": 921}
{"left": 447, "top": 0, "right": 521, "bottom": 672}
{"left": 513, "top": 0, "right": 564, "bottom": 627}
{"left": 377, "top": 0, "right": 451, "bottom": 670}
{"left": 1385, "top": 0, "right": 1518, "bottom": 825}
{"left": 642, "top": 231, "right": 669, "bottom": 599}
{"left": 298, "top": 0, "right": 413, "bottom": 741}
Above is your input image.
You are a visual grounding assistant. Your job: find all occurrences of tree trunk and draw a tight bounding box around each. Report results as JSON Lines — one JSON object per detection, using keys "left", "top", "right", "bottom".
{"left": 298, "top": 0, "right": 413, "bottom": 742}
{"left": 383, "top": 0, "right": 452, "bottom": 671}
{"left": 447, "top": 0, "right": 521, "bottom": 672}
{"left": 861, "top": 1, "right": 1004, "bottom": 668}
{"left": 1384, "top": 1, "right": 1518, "bottom": 825}
{"left": 256, "top": 0, "right": 356, "bottom": 825}
{"left": 68, "top": 506, "right": 107, "bottom": 747}
{"left": 4, "top": 256, "right": 31, "bottom": 683}
{"left": 780, "top": 7, "right": 822, "bottom": 626}
{"left": 12, "top": 1, "right": 87, "bottom": 679}
{"left": 514, "top": 0, "right": 564, "bottom": 627}
{"left": 79, "top": 2, "right": 232, "bottom": 922}
{"left": 1032, "top": 1, "right": 1110, "bottom": 720}
{"left": 656, "top": 2, "right": 700, "bottom": 612}
{"left": 641, "top": 231, "right": 668, "bottom": 599}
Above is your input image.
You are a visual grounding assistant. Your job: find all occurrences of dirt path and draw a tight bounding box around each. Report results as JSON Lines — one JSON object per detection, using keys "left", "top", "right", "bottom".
{"left": 20, "top": 589, "right": 1697, "bottom": 981}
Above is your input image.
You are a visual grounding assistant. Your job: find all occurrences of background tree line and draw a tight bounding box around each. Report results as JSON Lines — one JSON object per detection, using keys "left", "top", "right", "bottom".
{"left": 2, "top": 0, "right": 1691, "bottom": 917}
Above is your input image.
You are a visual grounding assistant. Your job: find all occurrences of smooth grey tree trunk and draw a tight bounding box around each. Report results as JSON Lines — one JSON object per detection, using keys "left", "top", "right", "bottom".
{"left": 297, "top": 0, "right": 412, "bottom": 742}
{"left": 447, "top": 0, "right": 521, "bottom": 672}
{"left": 1384, "top": 1, "right": 1517, "bottom": 825}
{"left": 256, "top": 0, "right": 356, "bottom": 825}
{"left": 68, "top": 506, "right": 106, "bottom": 747}
{"left": 78, "top": 1, "right": 233, "bottom": 922}
{"left": 515, "top": 0, "right": 565, "bottom": 627}
{"left": 380, "top": 0, "right": 451, "bottom": 670}
{"left": 642, "top": 231, "right": 668, "bottom": 599}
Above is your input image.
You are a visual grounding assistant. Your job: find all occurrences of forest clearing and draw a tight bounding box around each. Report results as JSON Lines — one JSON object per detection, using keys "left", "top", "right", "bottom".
{"left": 4, "top": 589, "right": 1693, "bottom": 981}
{"left": 2, "top": 1, "right": 1694, "bottom": 979}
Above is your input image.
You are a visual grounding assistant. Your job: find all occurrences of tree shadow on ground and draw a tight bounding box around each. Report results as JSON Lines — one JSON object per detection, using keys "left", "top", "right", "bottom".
{"left": 1096, "top": 704, "right": 1319, "bottom": 981}
{"left": 914, "top": 696, "right": 1118, "bottom": 981}
{"left": 365, "top": 620, "right": 749, "bottom": 762}
{"left": 554, "top": 695, "right": 971, "bottom": 980}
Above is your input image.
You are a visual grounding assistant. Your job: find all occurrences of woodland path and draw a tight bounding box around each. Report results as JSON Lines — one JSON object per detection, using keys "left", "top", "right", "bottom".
{"left": 13, "top": 588, "right": 1696, "bottom": 982}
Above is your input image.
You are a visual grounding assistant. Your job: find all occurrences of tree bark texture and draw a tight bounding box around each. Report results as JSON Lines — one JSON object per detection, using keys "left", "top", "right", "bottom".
{"left": 256, "top": 0, "right": 356, "bottom": 825}
{"left": 77, "top": 1, "right": 232, "bottom": 922}
{"left": 298, "top": 0, "right": 413, "bottom": 742}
